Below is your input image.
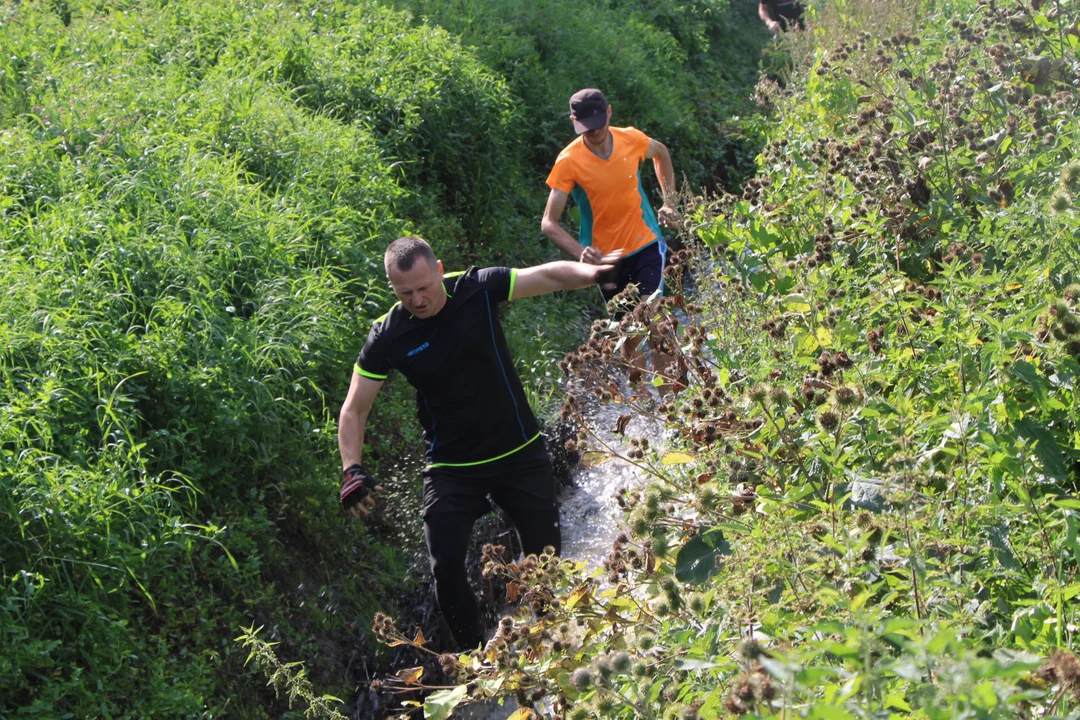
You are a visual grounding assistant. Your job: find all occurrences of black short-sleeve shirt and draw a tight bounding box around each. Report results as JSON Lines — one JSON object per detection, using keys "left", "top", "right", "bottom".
{"left": 354, "top": 266, "right": 541, "bottom": 467}
{"left": 764, "top": 0, "right": 802, "bottom": 19}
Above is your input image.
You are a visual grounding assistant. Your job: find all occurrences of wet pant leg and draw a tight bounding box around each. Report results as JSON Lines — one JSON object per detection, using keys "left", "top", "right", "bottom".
{"left": 423, "top": 511, "right": 484, "bottom": 651}
{"left": 498, "top": 497, "right": 561, "bottom": 556}
{"left": 420, "top": 439, "right": 559, "bottom": 649}
{"left": 487, "top": 448, "right": 562, "bottom": 556}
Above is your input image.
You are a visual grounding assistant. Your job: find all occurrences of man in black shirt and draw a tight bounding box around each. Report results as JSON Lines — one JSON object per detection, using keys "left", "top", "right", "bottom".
{"left": 338, "top": 236, "right": 616, "bottom": 650}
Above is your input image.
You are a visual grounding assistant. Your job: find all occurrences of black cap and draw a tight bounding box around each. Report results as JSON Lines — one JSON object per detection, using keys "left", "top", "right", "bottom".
{"left": 569, "top": 88, "right": 609, "bottom": 134}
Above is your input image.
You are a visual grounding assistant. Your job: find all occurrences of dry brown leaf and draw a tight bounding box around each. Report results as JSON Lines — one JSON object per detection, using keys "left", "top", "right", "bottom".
{"left": 506, "top": 582, "right": 522, "bottom": 603}
{"left": 396, "top": 666, "right": 424, "bottom": 685}
{"left": 580, "top": 452, "right": 610, "bottom": 468}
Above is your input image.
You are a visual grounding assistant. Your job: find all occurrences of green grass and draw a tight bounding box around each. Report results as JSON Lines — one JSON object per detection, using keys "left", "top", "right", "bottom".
{"left": 0, "top": 0, "right": 765, "bottom": 715}
{"left": 391, "top": 0, "right": 769, "bottom": 191}
{"left": 0, "top": 0, "right": 509, "bottom": 715}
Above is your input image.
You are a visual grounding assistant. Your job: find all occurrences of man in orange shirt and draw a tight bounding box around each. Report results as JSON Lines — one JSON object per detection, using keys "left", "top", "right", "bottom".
{"left": 541, "top": 88, "right": 678, "bottom": 308}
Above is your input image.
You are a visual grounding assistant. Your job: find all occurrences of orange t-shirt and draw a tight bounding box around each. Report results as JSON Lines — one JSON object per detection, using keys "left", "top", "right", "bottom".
{"left": 546, "top": 126, "right": 663, "bottom": 257}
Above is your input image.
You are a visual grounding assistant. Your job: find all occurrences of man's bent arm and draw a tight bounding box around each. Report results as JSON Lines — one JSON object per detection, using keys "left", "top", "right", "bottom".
{"left": 511, "top": 261, "right": 613, "bottom": 300}
{"left": 759, "top": 2, "right": 780, "bottom": 33}
{"left": 541, "top": 189, "right": 592, "bottom": 261}
{"left": 338, "top": 372, "right": 384, "bottom": 469}
{"left": 644, "top": 139, "right": 676, "bottom": 204}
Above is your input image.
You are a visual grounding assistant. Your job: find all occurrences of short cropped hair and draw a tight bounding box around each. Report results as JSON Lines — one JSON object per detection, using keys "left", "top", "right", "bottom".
{"left": 384, "top": 236, "right": 437, "bottom": 273}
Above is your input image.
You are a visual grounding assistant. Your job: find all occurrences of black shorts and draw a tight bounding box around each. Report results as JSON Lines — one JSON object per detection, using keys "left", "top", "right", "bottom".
{"left": 774, "top": 1, "right": 804, "bottom": 29}
{"left": 599, "top": 238, "right": 667, "bottom": 303}
{"left": 421, "top": 436, "right": 555, "bottom": 519}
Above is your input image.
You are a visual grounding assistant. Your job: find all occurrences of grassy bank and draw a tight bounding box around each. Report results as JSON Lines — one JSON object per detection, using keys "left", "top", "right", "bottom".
{"left": 390, "top": 0, "right": 768, "bottom": 191}
{"left": 0, "top": 0, "right": 763, "bottom": 715}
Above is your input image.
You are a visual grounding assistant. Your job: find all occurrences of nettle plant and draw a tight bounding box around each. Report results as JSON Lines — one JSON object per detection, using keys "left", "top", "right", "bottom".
{"left": 365, "top": 1, "right": 1080, "bottom": 717}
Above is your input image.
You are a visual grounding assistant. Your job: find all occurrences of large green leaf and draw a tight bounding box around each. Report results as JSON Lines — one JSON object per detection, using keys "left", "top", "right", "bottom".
{"left": 1015, "top": 417, "right": 1071, "bottom": 482}
{"left": 1009, "top": 361, "right": 1048, "bottom": 405}
{"left": 424, "top": 685, "right": 469, "bottom": 720}
{"left": 675, "top": 528, "right": 731, "bottom": 584}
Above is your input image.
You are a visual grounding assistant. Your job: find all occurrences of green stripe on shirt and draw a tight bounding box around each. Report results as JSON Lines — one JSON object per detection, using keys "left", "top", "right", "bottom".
{"left": 374, "top": 301, "right": 401, "bottom": 325}
{"left": 427, "top": 431, "right": 541, "bottom": 468}
{"left": 354, "top": 363, "right": 387, "bottom": 380}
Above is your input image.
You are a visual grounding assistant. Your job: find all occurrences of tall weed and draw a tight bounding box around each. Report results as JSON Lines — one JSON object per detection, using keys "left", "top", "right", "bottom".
{"left": 392, "top": 0, "right": 768, "bottom": 189}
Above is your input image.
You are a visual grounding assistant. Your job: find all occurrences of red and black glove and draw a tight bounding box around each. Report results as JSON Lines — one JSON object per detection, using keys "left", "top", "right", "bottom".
{"left": 340, "top": 464, "right": 379, "bottom": 512}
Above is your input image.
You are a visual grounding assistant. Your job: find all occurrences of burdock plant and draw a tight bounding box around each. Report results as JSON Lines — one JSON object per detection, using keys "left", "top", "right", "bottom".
{"left": 769, "top": 385, "right": 791, "bottom": 407}
{"left": 1062, "top": 161, "right": 1080, "bottom": 195}
{"left": 570, "top": 667, "right": 594, "bottom": 691}
{"left": 835, "top": 385, "right": 863, "bottom": 407}
{"left": 1050, "top": 190, "right": 1072, "bottom": 215}
{"left": 818, "top": 409, "right": 841, "bottom": 431}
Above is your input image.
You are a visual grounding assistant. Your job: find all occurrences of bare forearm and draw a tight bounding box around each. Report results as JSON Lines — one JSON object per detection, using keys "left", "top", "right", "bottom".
{"left": 542, "top": 218, "right": 588, "bottom": 260}
{"left": 759, "top": 3, "right": 772, "bottom": 22}
{"left": 534, "top": 261, "right": 603, "bottom": 291}
{"left": 652, "top": 148, "right": 676, "bottom": 203}
{"left": 338, "top": 409, "right": 368, "bottom": 469}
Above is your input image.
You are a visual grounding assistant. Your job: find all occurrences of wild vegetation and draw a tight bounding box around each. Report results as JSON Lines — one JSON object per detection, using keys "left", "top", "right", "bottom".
{"left": 367, "top": 0, "right": 1080, "bottom": 716}
{"left": 0, "top": 0, "right": 764, "bottom": 716}
{"left": 389, "top": 0, "right": 767, "bottom": 190}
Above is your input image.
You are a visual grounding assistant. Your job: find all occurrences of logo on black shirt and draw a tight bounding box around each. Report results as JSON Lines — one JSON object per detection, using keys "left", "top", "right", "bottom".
{"left": 407, "top": 341, "right": 431, "bottom": 357}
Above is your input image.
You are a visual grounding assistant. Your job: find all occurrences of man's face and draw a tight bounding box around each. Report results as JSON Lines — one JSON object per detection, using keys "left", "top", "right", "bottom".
{"left": 581, "top": 106, "right": 612, "bottom": 147}
{"left": 387, "top": 257, "right": 446, "bottom": 319}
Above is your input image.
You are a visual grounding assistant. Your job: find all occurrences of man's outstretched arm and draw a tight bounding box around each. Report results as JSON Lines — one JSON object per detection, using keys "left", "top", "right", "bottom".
{"left": 338, "top": 372, "right": 385, "bottom": 519}
{"left": 510, "top": 260, "right": 618, "bottom": 300}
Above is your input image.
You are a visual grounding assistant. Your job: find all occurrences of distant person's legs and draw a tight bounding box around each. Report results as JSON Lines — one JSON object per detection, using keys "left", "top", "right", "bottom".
{"left": 777, "top": 2, "right": 804, "bottom": 31}
{"left": 600, "top": 240, "right": 674, "bottom": 389}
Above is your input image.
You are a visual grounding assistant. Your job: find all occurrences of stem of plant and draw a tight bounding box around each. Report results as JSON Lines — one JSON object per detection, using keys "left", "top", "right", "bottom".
{"left": 757, "top": 400, "right": 816, "bottom": 493}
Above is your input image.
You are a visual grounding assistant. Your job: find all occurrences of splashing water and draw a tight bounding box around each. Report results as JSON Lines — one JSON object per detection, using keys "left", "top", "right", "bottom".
{"left": 452, "top": 381, "right": 672, "bottom": 720}
{"left": 364, "top": 271, "right": 703, "bottom": 718}
{"left": 557, "top": 393, "right": 668, "bottom": 568}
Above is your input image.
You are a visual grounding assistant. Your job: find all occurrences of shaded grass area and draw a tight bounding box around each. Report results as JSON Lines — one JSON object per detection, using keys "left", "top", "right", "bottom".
{"left": 392, "top": 0, "right": 771, "bottom": 193}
